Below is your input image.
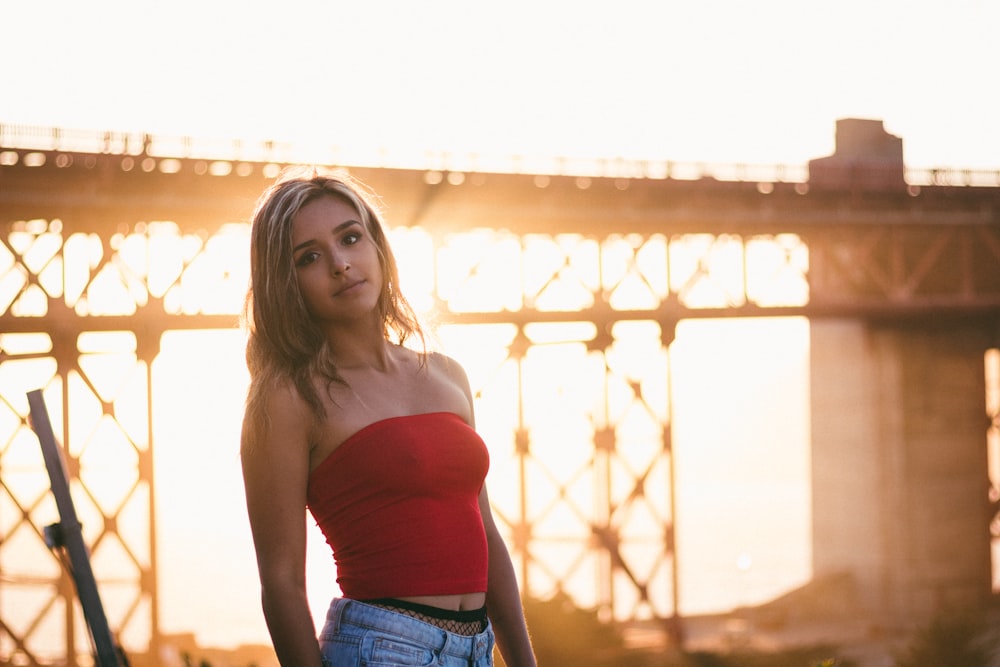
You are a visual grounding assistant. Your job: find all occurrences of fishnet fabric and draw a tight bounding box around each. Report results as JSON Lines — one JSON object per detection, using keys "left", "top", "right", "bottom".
{"left": 365, "top": 601, "right": 487, "bottom": 636}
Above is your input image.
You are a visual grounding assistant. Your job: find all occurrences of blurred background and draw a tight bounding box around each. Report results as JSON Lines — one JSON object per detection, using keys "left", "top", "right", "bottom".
{"left": 1, "top": 1, "right": 999, "bottom": 665}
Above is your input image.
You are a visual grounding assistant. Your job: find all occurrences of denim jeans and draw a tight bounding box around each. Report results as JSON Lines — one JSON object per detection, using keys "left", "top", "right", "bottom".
{"left": 319, "top": 598, "right": 495, "bottom": 666}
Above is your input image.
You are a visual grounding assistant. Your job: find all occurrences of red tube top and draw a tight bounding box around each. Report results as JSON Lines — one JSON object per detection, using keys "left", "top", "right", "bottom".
{"left": 306, "top": 412, "right": 490, "bottom": 599}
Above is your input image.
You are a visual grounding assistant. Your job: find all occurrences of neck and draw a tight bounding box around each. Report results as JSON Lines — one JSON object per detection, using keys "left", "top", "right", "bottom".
{"left": 329, "top": 337, "right": 397, "bottom": 373}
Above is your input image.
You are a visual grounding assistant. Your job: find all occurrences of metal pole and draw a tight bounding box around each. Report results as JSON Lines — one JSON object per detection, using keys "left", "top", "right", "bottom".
{"left": 27, "top": 389, "right": 124, "bottom": 667}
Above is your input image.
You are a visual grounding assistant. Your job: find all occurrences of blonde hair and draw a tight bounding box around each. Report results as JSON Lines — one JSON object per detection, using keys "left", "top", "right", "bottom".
{"left": 241, "top": 168, "right": 424, "bottom": 449}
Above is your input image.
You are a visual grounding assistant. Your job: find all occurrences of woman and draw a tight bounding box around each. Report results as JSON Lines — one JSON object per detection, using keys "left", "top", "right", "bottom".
{"left": 240, "top": 169, "right": 536, "bottom": 667}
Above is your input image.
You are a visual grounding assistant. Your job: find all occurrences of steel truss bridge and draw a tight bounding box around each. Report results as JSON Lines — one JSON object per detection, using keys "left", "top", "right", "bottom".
{"left": 0, "top": 124, "right": 998, "bottom": 665}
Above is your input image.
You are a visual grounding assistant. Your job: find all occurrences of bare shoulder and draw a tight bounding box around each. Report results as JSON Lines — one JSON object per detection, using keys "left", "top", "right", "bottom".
{"left": 263, "top": 374, "right": 311, "bottom": 411}
{"left": 420, "top": 350, "right": 477, "bottom": 424}
{"left": 242, "top": 376, "right": 314, "bottom": 458}
{"left": 426, "top": 350, "right": 472, "bottom": 392}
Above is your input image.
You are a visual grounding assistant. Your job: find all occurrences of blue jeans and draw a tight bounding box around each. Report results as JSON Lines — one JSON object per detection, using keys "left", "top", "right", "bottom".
{"left": 319, "top": 598, "right": 495, "bottom": 666}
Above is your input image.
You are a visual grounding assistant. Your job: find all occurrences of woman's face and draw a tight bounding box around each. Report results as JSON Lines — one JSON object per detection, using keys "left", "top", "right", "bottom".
{"left": 290, "top": 195, "right": 383, "bottom": 326}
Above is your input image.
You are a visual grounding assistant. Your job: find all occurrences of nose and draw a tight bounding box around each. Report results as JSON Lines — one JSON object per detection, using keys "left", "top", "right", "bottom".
{"left": 329, "top": 251, "right": 350, "bottom": 276}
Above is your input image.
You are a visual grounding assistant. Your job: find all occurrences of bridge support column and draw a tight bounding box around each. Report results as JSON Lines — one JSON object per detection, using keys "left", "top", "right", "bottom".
{"left": 810, "top": 318, "right": 993, "bottom": 629}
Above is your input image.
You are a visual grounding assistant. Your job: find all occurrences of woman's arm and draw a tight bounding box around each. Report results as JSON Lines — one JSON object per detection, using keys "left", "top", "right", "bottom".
{"left": 241, "top": 381, "right": 324, "bottom": 667}
{"left": 480, "top": 487, "right": 537, "bottom": 667}
{"left": 442, "top": 351, "right": 536, "bottom": 665}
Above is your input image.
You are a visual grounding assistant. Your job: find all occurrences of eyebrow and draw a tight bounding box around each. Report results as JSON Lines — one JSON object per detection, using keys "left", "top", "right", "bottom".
{"left": 292, "top": 220, "right": 362, "bottom": 254}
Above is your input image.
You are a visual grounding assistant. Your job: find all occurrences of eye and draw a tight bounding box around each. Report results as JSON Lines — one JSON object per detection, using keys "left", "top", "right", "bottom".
{"left": 341, "top": 230, "right": 362, "bottom": 246}
{"left": 294, "top": 250, "right": 320, "bottom": 268}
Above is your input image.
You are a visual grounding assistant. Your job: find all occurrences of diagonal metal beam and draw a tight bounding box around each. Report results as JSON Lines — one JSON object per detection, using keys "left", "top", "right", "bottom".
{"left": 27, "top": 389, "right": 126, "bottom": 667}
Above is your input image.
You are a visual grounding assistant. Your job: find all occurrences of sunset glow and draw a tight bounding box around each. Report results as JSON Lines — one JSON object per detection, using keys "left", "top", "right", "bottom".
{"left": 2, "top": 0, "right": 998, "bottom": 659}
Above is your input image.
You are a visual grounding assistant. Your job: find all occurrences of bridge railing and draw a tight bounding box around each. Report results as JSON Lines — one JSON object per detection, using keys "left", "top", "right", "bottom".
{"left": 4, "top": 122, "right": 998, "bottom": 187}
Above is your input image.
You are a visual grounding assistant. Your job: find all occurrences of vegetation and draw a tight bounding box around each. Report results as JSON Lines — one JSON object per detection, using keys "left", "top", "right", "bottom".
{"left": 495, "top": 595, "right": 854, "bottom": 667}
{"left": 893, "top": 611, "right": 999, "bottom": 667}
{"left": 682, "top": 650, "right": 852, "bottom": 667}
{"left": 494, "top": 594, "right": 649, "bottom": 666}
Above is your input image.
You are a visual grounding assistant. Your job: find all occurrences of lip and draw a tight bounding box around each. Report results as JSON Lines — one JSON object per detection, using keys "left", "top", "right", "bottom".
{"left": 334, "top": 279, "right": 364, "bottom": 297}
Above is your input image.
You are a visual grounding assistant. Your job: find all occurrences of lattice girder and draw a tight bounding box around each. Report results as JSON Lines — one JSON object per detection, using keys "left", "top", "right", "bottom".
{"left": 2, "top": 143, "right": 999, "bottom": 659}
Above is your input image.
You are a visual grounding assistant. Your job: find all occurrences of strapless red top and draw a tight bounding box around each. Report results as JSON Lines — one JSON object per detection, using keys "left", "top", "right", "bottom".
{"left": 306, "top": 412, "right": 490, "bottom": 599}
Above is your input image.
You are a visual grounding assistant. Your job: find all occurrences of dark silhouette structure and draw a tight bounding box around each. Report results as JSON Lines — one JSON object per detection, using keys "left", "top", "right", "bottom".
{"left": 0, "top": 118, "right": 997, "bottom": 665}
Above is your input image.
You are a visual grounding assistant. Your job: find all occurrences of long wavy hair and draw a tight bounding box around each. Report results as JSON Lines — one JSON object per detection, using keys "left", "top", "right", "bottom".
{"left": 241, "top": 168, "right": 424, "bottom": 450}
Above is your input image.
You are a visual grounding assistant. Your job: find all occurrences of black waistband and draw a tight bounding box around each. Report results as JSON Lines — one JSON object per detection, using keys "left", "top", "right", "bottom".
{"left": 362, "top": 597, "right": 487, "bottom": 622}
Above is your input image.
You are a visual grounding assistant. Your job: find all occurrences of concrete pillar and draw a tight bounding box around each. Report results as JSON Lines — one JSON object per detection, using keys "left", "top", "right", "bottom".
{"left": 810, "top": 318, "right": 993, "bottom": 629}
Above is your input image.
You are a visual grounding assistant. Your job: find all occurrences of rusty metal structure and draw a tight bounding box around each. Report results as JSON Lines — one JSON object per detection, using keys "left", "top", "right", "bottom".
{"left": 0, "top": 119, "right": 998, "bottom": 664}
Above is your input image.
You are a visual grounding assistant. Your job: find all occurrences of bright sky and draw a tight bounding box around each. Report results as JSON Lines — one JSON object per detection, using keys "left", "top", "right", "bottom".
{"left": 3, "top": 0, "right": 998, "bottom": 170}
{"left": 3, "top": 0, "right": 998, "bottom": 653}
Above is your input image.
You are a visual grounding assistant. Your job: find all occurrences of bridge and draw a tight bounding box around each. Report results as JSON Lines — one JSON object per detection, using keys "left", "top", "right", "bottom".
{"left": 0, "top": 118, "right": 998, "bottom": 664}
